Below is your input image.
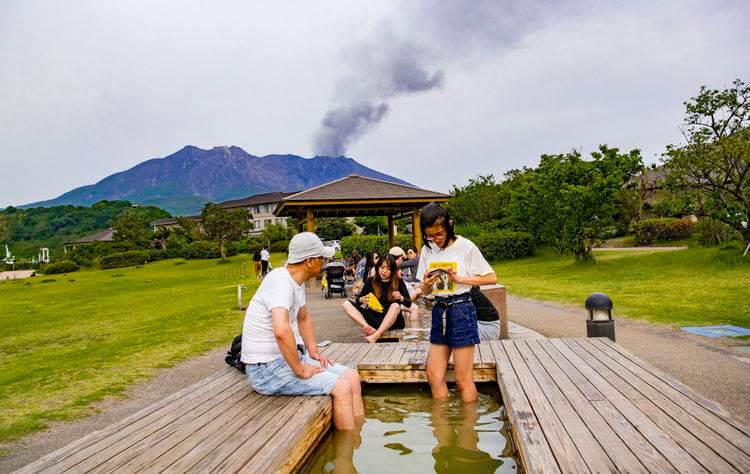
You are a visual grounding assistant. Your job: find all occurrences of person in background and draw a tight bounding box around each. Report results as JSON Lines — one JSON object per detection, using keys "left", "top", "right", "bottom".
{"left": 400, "top": 246, "right": 420, "bottom": 283}
{"left": 357, "top": 250, "right": 380, "bottom": 281}
{"left": 242, "top": 232, "right": 363, "bottom": 430}
{"left": 389, "top": 246, "right": 419, "bottom": 325}
{"left": 417, "top": 202, "right": 496, "bottom": 402}
{"left": 469, "top": 286, "right": 501, "bottom": 340}
{"left": 252, "top": 248, "right": 262, "bottom": 278}
{"left": 343, "top": 255, "right": 411, "bottom": 343}
{"left": 260, "top": 245, "right": 270, "bottom": 276}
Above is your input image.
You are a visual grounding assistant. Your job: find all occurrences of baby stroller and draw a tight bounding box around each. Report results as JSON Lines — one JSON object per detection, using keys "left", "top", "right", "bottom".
{"left": 324, "top": 263, "right": 347, "bottom": 299}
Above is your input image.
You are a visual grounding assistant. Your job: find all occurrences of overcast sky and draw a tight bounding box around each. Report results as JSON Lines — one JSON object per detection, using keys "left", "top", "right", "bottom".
{"left": 1, "top": 0, "right": 748, "bottom": 207}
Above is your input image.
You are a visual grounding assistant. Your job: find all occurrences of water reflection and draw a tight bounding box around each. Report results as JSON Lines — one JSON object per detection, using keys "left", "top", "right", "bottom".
{"left": 303, "top": 384, "right": 516, "bottom": 473}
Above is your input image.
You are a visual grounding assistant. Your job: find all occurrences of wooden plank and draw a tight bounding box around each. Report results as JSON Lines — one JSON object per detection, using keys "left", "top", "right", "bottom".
{"left": 559, "top": 338, "right": 703, "bottom": 472}
{"left": 187, "top": 396, "right": 298, "bottom": 471}
{"left": 477, "top": 341, "right": 495, "bottom": 369}
{"left": 343, "top": 342, "right": 376, "bottom": 367}
{"left": 492, "top": 341, "right": 561, "bottom": 473}
{"left": 585, "top": 338, "right": 750, "bottom": 469}
{"left": 248, "top": 398, "right": 333, "bottom": 473}
{"left": 578, "top": 341, "right": 750, "bottom": 472}
{"left": 107, "top": 389, "right": 261, "bottom": 471}
{"left": 145, "top": 394, "right": 278, "bottom": 472}
{"left": 472, "top": 342, "right": 482, "bottom": 366}
{"left": 407, "top": 341, "right": 429, "bottom": 368}
{"left": 25, "top": 370, "right": 242, "bottom": 473}
{"left": 319, "top": 342, "right": 342, "bottom": 358}
{"left": 521, "top": 340, "right": 617, "bottom": 473}
{"left": 601, "top": 337, "right": 750, "bottom": 437}
{"left": 505, "top": 341, "right": 589, "bottom": 473}
{"left": 70, "top": 376, "right": 250, "bottom": 471}
{"left": 358, "top": 367, "right": 495, "bottom": 384}
{"left": 383, "top": 342, "right": 409, "bottom": 369}
{"left": 534, "top": 339, "right": 648, "bottom": 472}
{"left": 18, "top": 368, "right": 235, "bottom": 473}
{"left": 358, "top": 342, "right": 398, "bottom": 369}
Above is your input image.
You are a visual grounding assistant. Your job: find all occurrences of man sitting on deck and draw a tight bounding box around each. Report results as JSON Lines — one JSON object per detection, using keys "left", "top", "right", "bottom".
{"left": 241, "top": 232, "right": 364, "bottom": 430}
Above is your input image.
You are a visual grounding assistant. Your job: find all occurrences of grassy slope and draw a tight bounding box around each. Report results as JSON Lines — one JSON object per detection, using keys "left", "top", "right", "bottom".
{"left": 492, "top": 247, "right": 750, "bottom": 327}
{"left": 0, "top": 254, "right": 284, "bottom": 444}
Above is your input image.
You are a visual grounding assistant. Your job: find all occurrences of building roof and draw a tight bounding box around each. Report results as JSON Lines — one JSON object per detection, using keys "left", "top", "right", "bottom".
{"left": 283, "top": 175, "right": 448, "bottom": 202}
{"left": 70, "top": 228, "right": 115, "bottom": 244}
{"left": 217, "top": 191, "right": 300, "bottom": 209}
{"left": 275, "top": 175, "right": 450, "bottom": 218}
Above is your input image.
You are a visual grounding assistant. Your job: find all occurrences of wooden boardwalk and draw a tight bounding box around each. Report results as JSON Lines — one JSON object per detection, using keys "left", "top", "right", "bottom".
{"left": 20, "top": 338, "right": 750, "bottom": 473}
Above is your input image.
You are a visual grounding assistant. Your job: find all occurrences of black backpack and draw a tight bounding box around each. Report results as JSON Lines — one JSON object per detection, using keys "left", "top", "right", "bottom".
{"left": 224, "top": 334, "right": 245, "bottom": 372}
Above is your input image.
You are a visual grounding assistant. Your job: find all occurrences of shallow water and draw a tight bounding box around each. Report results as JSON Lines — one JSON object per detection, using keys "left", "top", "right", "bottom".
{"left": 304, "top": 384, "right": 517, "bottom": 473}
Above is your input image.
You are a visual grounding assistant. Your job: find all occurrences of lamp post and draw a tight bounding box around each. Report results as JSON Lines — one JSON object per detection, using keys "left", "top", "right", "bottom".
{"left": 585, "top": 292, "right": 615, "bottom": 342}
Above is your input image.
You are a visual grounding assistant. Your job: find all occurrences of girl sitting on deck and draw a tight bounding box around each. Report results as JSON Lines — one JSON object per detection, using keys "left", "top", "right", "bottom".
{"left": 417, "top": 202, "right": 496, "bottom": 402}
{"left": 343, "top": 254, "right": 411, "bottom": 343}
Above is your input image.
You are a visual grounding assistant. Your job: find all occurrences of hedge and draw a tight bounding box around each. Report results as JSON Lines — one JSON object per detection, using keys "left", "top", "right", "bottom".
{"left": 632, "top": 218, "right": 694, "bottom": 246}
{"left": 340, "top": 234, "right": 414, "bottom": 257}
{"left": 474, "top": 230, "right": 535, "bottom": 261}
{"left": 44, "top": 261, "right": 80, "bottom": 274}
{"left": 182, "top": 241, "right": 221, "bottom": 260}
{"left": 99, "top": 250, "right": 151, "bottom": 269}
{"left": 694, "top": 218, "right": 741, "bottom": 246}
{"left": 270, "top": 240, "right": 290, "bottom": 253}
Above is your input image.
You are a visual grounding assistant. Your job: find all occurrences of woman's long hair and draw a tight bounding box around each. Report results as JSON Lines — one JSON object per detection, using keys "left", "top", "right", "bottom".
{"left": 362, "top": 251, "right": 379, "bottom": 281}
{"left": 372, "top": 254, "right": 400, "bottom": 302}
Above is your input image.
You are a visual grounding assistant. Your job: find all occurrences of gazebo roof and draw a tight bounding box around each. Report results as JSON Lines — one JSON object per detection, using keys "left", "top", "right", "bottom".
{"left": 275, "top": 175, "right": 449, "bottom": 217}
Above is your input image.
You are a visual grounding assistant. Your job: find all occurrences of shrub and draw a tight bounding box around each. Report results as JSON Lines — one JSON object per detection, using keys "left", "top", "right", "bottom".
{"left": 632, "top": 218, "right": 694, "bottom": 245}
{"left": 148, "top": 249, "right": 169, "bottom": 262}
{"left": 474, "top": 230, "right": 535, "bottom": 261}
{"left": 694, "top": 218, "right": 741, "bottom": 246}
{"left": 99, "top": 250, "right": 151, "bottom": 269}
{"left": 339, "top": 234, "right": 422, "bottom": 256}
{"left": 43, "top": 261, "right": 80, "bottom": 274}
{"left": 230, "top": 238, "right": 262, "bottom": 255}
{"left": 270, "top": 240, "right": 290, "bottom": 253}
{"left": 182, "top": 241, "right": 221, "bottom": 260}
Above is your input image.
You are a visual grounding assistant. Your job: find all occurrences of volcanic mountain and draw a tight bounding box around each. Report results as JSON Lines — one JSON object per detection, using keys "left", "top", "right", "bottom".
{"left": 23, "top": 146, "right": 410, "bottom": 215}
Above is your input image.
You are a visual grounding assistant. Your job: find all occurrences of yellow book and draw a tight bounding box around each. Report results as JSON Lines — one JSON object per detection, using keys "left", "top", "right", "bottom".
{"left": 366, "top": 293, "right": 384, "bottom": 313}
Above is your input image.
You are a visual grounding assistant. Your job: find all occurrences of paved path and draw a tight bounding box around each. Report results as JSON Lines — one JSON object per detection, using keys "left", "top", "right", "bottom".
{"left": 507, "top": 294, "right": 750, "bottom": 420}
{"left": 594, "top": 246, "right": 688, "bottom": 251}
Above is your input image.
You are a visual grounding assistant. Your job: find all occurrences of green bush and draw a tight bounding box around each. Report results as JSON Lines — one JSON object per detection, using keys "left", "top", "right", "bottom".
{"left": 99, "top": 250, "right": 151, "bottom": 269}
{"left": 694, "top": 218, "right": 741, "bottom": 246}
{"left": 474, "top": 230, "right": 535, "bottom": 261}
{"left": 270, "top": 240, "right": 290, "bottom": 253}
{"left": 182, "top": 241, "right": 221, "bottom": 260}
{"left": 632, "top": 218, "right": 694, "bottom": 245}
{"left": 230, "top": 239, "right": 262, "bottom": 255}
{"left": 340, "top": 234, "right": 416, "bottom": 256}
{"left": 44, "top": 261, "right": 80, "bottom": 274}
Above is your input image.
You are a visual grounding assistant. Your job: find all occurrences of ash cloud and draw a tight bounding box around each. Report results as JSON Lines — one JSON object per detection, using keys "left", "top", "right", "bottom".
{"left": 312, "top": 0, "right": 576, "bottom": 157}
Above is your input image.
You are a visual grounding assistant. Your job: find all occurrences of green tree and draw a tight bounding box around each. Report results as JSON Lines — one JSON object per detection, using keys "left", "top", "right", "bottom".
{"left": 315, "top": 217, "right": 355, "bottom": 241}
{"left": 260, "top": 223, "right": 295, "bottom": 246}
{"left": 511, "top": 146, "right": 643, "bottom": 261}
{"left": 448, "top": 175, "right": 510, "bottom": 225}
{"left": 112, "top": 210, "right": 150, "bottom": 247}
{"left": 662, "top": 78, "right": 750, "bottom": 253}
{"left": 353, "top": 216, "right": 387, "bottom": 235}
{"left": 200, "top": 203, "right": 252, "bottom": 260}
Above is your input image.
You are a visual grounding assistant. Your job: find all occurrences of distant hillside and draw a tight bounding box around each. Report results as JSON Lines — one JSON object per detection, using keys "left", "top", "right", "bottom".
{"left": 22, "top": 146, "right": 411, "bottom": 215}
{"left": 1, "top": 201, "right": 170, "bottom": 257}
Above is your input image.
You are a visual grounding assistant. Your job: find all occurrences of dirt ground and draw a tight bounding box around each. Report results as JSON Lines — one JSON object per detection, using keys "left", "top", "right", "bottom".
{"left": 2, "top": 286, "right": 748, "bottom": 472}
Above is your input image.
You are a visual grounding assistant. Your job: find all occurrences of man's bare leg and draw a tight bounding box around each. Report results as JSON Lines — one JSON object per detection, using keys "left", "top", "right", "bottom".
{"left": 331, "top": 377, "right": 355, "bottom": 430}
{"left": 344, "top": 369, "right": 364, "bottom": 418}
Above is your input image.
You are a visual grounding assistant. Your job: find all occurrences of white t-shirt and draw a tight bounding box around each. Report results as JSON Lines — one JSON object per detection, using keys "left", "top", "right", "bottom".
{"left": 416, "top": 236, "right": 494, "bottom": 296}
{"left": 260, "top": 249, "right": 270, "bottom": 261}
{"left": 241, "top": 267, "right": 305, "bottom": 363}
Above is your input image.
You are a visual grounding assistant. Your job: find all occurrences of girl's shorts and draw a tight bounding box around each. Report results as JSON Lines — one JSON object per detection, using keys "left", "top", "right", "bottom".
{"left": 430, "top": 294, "right": 480, "bottom": 348}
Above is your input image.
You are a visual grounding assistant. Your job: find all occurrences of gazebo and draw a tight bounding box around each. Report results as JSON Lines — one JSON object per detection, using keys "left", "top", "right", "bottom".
{"left": 273, "top": 175, "right": 450, "bottom": 249}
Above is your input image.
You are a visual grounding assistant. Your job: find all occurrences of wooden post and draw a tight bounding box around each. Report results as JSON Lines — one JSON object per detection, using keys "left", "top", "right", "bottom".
{"left": 387, "top": 214, "right": 395, "bottom": 248}
{"left": 481, "top": 284, "right": 509, "bottom": 339}
{"left": 306, "top": 209, "right": 315, "bottom": 232}
{"left": 412, "top": 208, "right": 422, "bottom": 250}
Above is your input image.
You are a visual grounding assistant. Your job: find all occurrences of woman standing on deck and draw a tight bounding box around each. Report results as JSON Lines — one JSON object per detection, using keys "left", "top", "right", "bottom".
{"left": 417, "top": 202, "right": 496, "bottom": 402}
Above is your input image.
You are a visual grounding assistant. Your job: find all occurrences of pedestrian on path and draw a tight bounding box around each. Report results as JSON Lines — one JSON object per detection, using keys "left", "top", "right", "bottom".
{"left": 260, "top": 245, "right": 270, "bottom": 276}
{"left": 252, "top": 249, "right": 262, "bottom": 278}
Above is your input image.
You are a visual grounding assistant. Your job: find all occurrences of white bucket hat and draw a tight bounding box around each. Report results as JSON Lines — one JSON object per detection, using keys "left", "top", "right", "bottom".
{"left": 287, "top": 232, "right": 336, "bottom": 264}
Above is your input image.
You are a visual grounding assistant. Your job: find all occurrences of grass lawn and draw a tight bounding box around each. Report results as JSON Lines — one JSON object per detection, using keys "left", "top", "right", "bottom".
{"left": 492, "top": 246, "right": 750, "bottom": 328}
{"left": 0, "top": 254, "right": 284, "bottom": 445}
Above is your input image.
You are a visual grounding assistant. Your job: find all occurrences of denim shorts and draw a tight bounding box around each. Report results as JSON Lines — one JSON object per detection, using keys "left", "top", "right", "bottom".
{"left": 245, "top": 352, "right": 350, "bottom": 396}
{"left": 430, "top": 295, "right": 480, "bottom": 348}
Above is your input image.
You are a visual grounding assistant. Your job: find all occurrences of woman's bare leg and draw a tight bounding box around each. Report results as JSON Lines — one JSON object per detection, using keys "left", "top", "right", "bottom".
{"left": 342, "top": 300, "right": 374, "bottom": 332}
{"left": 364, "top": 303, "right": 401, "bottom": 343}
{"left": 426, "top": 344, "right": 451, "bottom": 399}
{"left": 452, "top": 345, "right": 477, "bottom": 402}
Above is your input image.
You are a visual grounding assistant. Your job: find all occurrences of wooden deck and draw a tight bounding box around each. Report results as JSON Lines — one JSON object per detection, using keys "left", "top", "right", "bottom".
{"left": 20, "top": 338, "right": 750, "bottom": 473}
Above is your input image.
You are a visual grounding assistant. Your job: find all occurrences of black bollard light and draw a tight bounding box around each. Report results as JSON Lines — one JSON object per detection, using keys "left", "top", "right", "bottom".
{"left": 585, "top": 292, "right": 615, "bottom": 342}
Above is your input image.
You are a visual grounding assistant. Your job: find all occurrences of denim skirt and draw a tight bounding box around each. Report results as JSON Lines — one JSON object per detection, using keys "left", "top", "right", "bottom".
{"left": 430, "top": 293, "right": 480, "bottom": 348}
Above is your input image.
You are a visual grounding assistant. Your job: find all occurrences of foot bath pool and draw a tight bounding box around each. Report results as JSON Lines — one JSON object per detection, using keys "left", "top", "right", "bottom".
{"left": 304, "top": 383, "right": 517, "bottom": 473}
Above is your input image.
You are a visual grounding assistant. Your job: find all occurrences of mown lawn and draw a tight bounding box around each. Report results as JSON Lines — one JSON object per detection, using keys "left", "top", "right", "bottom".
{"left": 492, "top": 246, "right": 750, "bottom": 327}
{"left": 0, "top": 254, "right": 284, "bottom": 445}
